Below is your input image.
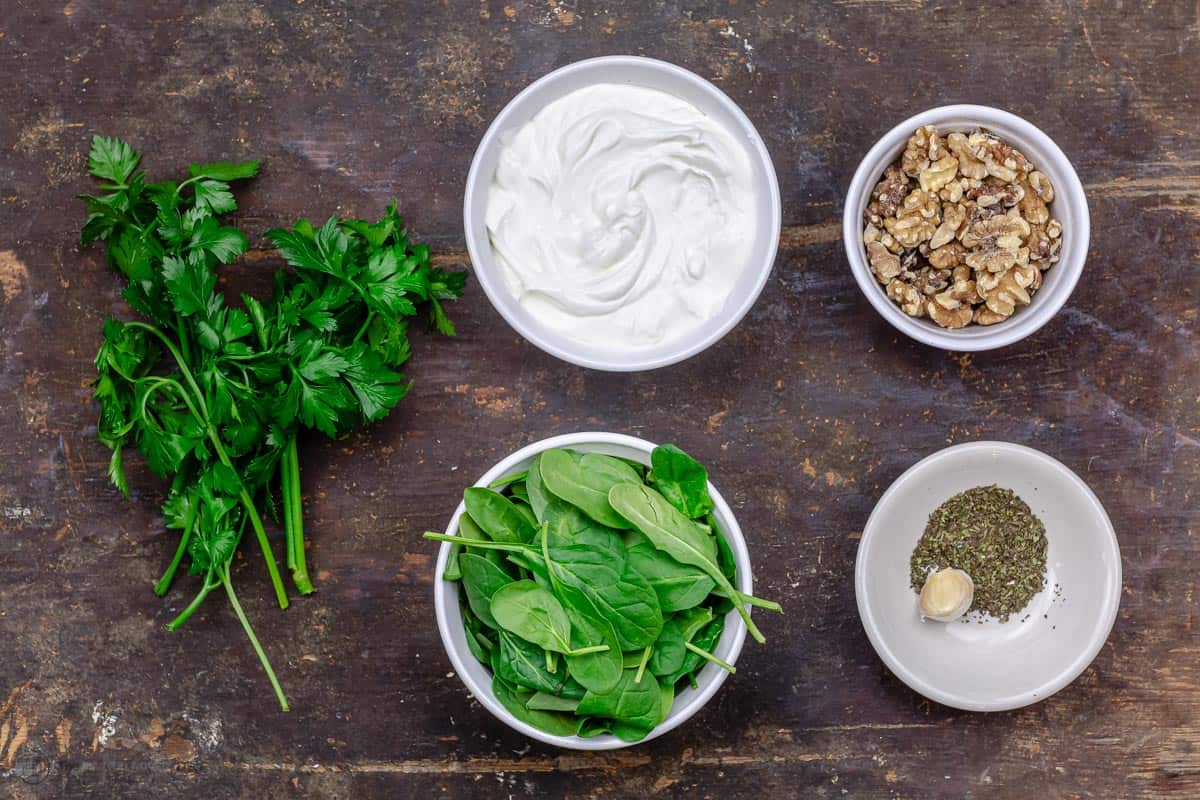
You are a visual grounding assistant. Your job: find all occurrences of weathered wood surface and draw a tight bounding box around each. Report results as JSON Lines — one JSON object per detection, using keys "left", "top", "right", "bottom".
{"left": 1, "top": 0, "right": 1198, "bottom": 797}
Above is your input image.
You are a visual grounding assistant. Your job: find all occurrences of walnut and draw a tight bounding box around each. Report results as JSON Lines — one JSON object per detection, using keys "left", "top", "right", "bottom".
{"left": 982, "top": 268, "right": 1033, "bottom": 317}
{"left": 865, "top": 165, "right": 910, "bottom": 226}
{"left": 967, "top": 131, "right": 1032, "bottom": 183}
{"left": 947, "top": 132, "right": 988, "bottom": 180}
{"left": 927, "top": 299, "right": 973, "bottom": 328}
{"left": 920, "top": 155, "right": 959, "bottom": 194}
{"left": 901, "top": 125, "right": 945, "bottom": 178}
{"left": 887, "top": 278, "right": 924, "bottom": 317}
{"left": 968, "top": 182, "right": 1023, "bottom": 208}
{"left": 911, "top": 266, "right": 951, "bottom": 296}
{"left": 864, "top": 125, "right": 1063, "bottom": 328}
{"left": 932, "top": 276, "right": 977, "bottom": 312}
{"left": 974, "top": 307, "right": 1008, "bottom": 325}
{"left": 928, "top": 241, "right": 966, "bottom": 270}
{"left": 1018, "top": 180, "right": 1050, "bottom": 225}
{"left": 885, "top": 188, "right": 940, "bottom": 248}
{"left": 1026, "top": 224, "right": 1053, "bottom": 262}
{"left": 867, "top": 241, "right": 902, "bottom": 282}
{"left": 1028, "top": 171, "right": 1054, "bottom": 202}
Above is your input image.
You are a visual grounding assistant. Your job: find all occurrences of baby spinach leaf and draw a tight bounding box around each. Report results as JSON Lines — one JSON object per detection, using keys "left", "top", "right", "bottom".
{"left": 464, "top": 487, "right": 535, "bottom": 544}
{"left": 576, "top": 669, "right": 661, "bottom": 731}
{"left": 526, "top": 692, "right": 581, "bottom": 713}
{"left": 491, "top": 580, "right": 608, "bottom": 657}
{"left": 492, "top": 676, "right": 578, "bottom": 738}
{"left": 459, "top": 552, "right": 514, "bottom": 629}
{"left": 462, "top": 609, "right": 494, "bottom": 664}
{"left": 649, "top": 607, "right": 713, "bottom": 677}
{"left": 562, "top": 605, "right": 624, "bottom": 695}
{"left": 525, "top": 454, "right": 552, "bottom": 522}
{"left": 626, "top": 534, "right": 716, "bottom": 612}
{"left": 543, "top": 541, "right": 663, "bottom": 650}
{"left": 540, "top": 449, "right": 641, "bottom": 529}
{"left": 650, "top": 444, "right": 714, "bottom": 519}
{"left": 609, "top": 483, "right": 766, "bottom": 644}
{"left": 663, "top": 615, "right": 726, "bottom": 687}
{"left": 492, "top": 629, "right": 570, "bottom": 695}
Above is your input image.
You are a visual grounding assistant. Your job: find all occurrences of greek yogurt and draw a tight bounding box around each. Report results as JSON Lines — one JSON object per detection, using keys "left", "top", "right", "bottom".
{"left": 484, "top": 83, "right": 756, "bottom": 351}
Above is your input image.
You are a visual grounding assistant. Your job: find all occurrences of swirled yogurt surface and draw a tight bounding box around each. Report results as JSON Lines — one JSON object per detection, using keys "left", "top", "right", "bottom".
{"left": 485, "top": 83, "right": 756, "bottom": 350}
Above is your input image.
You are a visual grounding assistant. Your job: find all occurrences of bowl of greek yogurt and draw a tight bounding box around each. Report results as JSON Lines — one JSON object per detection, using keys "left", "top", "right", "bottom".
{"left": 464, "top": 56, "right": 782, "bottom": 371}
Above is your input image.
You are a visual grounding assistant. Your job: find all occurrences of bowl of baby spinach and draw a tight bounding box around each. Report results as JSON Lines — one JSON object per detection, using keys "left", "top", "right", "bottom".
{"left": 424, "top": 432, "right": 778, "bottom": 749}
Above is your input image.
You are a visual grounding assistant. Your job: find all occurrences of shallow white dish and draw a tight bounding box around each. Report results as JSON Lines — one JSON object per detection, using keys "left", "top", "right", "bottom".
{"left": 431, "top": 432, "right": 753, "bottom": 749}
{"left": 463, "top": 56, "right": 782, "bottom": 372}
{"left": 855, "top": 441, "right": 1121, "bottom": 711}
{"left": 843, "top": 104, "right": 1090, "bottom": 351}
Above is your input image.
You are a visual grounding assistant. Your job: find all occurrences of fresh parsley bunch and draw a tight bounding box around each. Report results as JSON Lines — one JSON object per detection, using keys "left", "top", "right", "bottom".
{"left": 83, "top": 135, "right": 465, "bottom": 709}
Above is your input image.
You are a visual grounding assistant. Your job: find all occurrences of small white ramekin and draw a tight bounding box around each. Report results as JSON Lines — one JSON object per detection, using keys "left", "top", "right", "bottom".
{"left": 856, "top": 441, "right": 1121, "bottom": 711}
{"left": 843, "top": 105, "right": 1090, "bottom": 351}
{"left": 431, "top": 432, "right": 753, "bottom": 749}
{"left": 463, "top": 56, "right": 782, "bottom": 372}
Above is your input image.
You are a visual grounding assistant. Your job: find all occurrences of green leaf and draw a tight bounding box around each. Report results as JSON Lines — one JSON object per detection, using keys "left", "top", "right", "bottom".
{"left": 543, "top": 537, "right": 663, "bottom": 651}
{"left": 609, "top": 482, "right": 766, "bottom": 644}
{"left": 648, "top": 607, "right": 713, "bottom": 677}
{"left": 464, "top": 487, "right": 536, "bottom": 544}
{"left": 491, "top": 629, "right": 571, "bottom": 695}
{"left": 189, "top": 160, "right": 260, "bottom": 181}
{"left": 459, "top": 552, "right": 513, "bottom": 630}
{"left": 576, "top": 669, "right": 662, "bottom": 730}
{"left": 193, "top": 179, "right": 237, "bottom": 214}
{"left": 540, "top": 449, "right": 642, "bottom": 530}
{"left": 162, "top": 254, "right": 216, "bottom": 316}
{"left": 87, "top": 135, "right": 140, "bottom": 184}
{"left": 489, "top": 580, "right": 578, "bottom": 655}
{"left": 491, "top": 676, "right": 578, "bottom": 738}
{"left": 626, "top": 534, "right": 716, "bottom": 613}
{"left": 650, "top": 444, "right": 714, "bottom": 519}
{"left": 189, "top": 217, "right": 248, "bottom": 263}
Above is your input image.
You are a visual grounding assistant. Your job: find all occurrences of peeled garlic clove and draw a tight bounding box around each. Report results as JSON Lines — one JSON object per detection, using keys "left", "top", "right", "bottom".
{"left": 919, "top": 568, "right": 974, "bottom": 622}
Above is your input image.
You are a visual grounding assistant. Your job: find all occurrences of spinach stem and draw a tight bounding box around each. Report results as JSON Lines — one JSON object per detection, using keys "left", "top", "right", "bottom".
{"left": 219, "top": 562, "right": 290, "bottom": 712}
{"left": 565, "top": 645, "right": 610, "bottom": 657}
{"left": 634, "top": 646, "right": 652, "bottom": 684}
{"left": 684, "top": 641, "right": 736, "bottom": 674}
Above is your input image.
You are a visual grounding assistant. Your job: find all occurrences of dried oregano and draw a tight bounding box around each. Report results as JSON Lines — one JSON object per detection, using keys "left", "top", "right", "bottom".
{"left": 910, "top": 485, "right": 1047, "bottom": 622}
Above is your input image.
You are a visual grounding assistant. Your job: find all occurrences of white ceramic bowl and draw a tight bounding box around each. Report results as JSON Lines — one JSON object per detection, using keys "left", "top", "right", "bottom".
{"left": 856, "top": 441, "right": 1121, "bottom": 711}
{"left": 432, "top": 432, "right": 753, "bottom": 749}
{"left": 843, "top": 105, "right": 1090, "bottom": 351}
{"left": 463, "top": 56, "right": 782, "bottom": 371}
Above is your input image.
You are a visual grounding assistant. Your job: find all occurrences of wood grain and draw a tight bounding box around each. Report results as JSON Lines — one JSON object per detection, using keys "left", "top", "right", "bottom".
{"left": 1, "top": 0, "right": 1198, "bottom": 797}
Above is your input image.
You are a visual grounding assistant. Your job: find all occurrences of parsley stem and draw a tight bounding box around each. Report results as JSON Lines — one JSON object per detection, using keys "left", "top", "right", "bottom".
{"left": 124, "top": 321, "right": 290, "bottom": 610}
{"left": 155, "top": 497, "right": 197, "bottom": 596}
{"left": 285, "top": 436, "right": 314, "bottom": 595}
{"left": 166, "top": 571, "right": 219, "bottom": 630}
{"left": 219, "top": 562, "right": 290, "bottom": 712}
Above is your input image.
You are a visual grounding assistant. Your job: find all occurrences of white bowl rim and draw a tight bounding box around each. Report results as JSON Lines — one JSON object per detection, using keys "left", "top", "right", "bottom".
{"left": 432, "top": 431, "right": 753, "bottom": 749}
{"left": 854, "top": 440, "right": 1122, "bottom": 711}
{"left": 463, "top": 55, "right": 783, "bottom": 372}
{"left": 842, "top": 104, "right": 1091, "bottom": 352}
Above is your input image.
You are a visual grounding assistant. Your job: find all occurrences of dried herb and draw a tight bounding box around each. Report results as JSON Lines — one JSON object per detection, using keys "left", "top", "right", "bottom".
{"left": 909, "top": 485, "right": 1047, "bottom": 622}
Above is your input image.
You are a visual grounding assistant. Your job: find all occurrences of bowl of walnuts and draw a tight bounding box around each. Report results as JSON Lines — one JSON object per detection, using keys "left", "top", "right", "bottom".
{"left": 843, "top": 105, "right": 1089, "bottom": 351}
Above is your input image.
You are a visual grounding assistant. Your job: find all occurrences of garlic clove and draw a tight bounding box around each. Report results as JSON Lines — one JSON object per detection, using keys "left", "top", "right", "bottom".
{"left": 919, "top": 568, "right": 974, "bottom": 623}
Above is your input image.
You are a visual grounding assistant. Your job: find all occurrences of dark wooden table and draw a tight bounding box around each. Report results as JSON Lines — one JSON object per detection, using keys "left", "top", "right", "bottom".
{"left": 2, "top": 2, "right": 1198, "bottom": 797}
